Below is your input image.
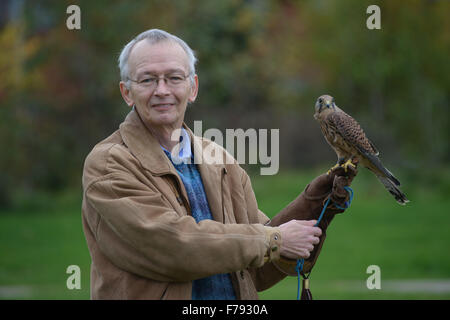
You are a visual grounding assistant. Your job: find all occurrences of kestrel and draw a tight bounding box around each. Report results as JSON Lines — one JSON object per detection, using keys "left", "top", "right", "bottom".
{"left": 314, "top": 94, "right": 409, "bottom": 205}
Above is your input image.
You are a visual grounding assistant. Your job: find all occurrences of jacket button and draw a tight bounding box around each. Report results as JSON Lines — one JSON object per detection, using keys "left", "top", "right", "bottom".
{"left": 240, "top": 270, "right": 244, "bottom": 279}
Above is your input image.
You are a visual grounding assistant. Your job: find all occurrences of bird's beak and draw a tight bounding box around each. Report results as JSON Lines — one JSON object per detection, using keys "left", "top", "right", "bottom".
{"left": 326, "top": 101, "right": 331, "bottom": 108}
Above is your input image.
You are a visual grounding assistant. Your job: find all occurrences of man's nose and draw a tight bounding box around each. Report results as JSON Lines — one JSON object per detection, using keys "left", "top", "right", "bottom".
{"left": 153, "top": 78, "right": 170, "bottom": 96}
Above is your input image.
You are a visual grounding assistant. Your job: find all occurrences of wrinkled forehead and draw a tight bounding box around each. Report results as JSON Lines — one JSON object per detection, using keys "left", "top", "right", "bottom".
{"left": 128, "top": 39, "right": 190, "bottom": 78}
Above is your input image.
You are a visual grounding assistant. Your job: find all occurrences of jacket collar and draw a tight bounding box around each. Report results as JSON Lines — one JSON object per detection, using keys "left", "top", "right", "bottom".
{"left": 119, "top": 109, "right": 172, "bottom": 175}
{"left": 119, "top": 109, "right": 226, "bottom": 222}
{"left": 119, "top": 109, "right": 226, "bottom": 173}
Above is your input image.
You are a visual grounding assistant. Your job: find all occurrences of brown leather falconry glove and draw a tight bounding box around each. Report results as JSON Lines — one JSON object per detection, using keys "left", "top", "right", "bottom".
{"left": 268, "top": 162, "right": 358, "bottom": 275}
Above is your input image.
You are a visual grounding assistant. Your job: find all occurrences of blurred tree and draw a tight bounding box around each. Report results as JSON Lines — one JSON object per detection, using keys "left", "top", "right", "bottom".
{"left": 0, "top": 0, "right": 448, "bottom": 209}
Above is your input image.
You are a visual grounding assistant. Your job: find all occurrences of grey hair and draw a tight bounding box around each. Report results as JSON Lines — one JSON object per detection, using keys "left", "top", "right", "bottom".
{"left": 118, "top": 29, "right": 197, "bottom": 88}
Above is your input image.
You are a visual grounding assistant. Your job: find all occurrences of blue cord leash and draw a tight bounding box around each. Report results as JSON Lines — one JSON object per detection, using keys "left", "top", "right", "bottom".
{"left": 295, "top": 186, "right": 354, "bottom": 300}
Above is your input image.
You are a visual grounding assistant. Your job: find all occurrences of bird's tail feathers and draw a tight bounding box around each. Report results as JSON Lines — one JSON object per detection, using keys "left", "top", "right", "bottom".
{"left": 383, "top": 167, "right": 401, "bottom": 186}
{"left": 377, "top": 175, "right": 409, "bottom": 205}
{"left": 365, "top": 153, "right": 401, "bottom": 186}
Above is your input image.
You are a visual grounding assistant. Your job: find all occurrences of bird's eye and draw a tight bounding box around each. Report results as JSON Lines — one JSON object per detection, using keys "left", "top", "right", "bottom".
{"left": 318, "top": 98, "right": 323, "bottom": 104}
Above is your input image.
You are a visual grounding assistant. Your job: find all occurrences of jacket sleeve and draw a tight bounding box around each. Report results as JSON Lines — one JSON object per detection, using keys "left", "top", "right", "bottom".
{"left": 83, "top": 169, "right": 281, "bottom": 283}
{"left": 239, "top": 172, "right": 289, "bottom": 291}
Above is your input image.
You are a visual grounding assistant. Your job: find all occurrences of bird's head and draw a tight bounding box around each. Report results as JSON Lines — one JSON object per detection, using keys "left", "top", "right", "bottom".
{"left": 314, "top": 94, "right": 336, "bottom": 119}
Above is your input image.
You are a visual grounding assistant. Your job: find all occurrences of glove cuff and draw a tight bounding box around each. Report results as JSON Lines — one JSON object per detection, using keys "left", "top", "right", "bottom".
{"left": 270, "top": 174, "right": 352, "bottom": 275}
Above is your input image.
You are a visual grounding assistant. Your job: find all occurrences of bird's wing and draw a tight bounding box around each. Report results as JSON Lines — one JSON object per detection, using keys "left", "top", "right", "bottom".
{"left": 329, "top": 111, "right": 400, "bottom": 186}
{"left": 367, "top": 138, "right": 380, "bottom": 156}
{"left": 328, "top": 111, "right": 378, "bottom": 156}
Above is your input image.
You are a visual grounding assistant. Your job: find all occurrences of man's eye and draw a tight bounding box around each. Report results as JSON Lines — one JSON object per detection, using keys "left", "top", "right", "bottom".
{"left": 169, "top": 76, "right": 183, "bottom": 82}
{"left": 140, "top": 78, "right": 156, "bottom": 83}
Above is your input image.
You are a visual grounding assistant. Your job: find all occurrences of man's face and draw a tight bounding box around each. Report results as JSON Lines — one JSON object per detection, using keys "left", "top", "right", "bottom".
{"left": 120, "top": 40, "right": 198, "bottom": 129}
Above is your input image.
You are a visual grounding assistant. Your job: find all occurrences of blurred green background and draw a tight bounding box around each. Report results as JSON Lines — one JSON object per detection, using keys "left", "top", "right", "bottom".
{"left": 0, "top": 0, "right": 449, "bottom": 299}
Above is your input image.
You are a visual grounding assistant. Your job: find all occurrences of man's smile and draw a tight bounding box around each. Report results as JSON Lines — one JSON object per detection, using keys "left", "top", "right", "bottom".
{"left": 151, "top": 103, "right": 175, "bottom": 110}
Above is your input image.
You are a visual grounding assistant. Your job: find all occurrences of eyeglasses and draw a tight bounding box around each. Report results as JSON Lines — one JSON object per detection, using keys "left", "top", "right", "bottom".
{"left": 128, "top": 73, "right": 191, "bottom": 89}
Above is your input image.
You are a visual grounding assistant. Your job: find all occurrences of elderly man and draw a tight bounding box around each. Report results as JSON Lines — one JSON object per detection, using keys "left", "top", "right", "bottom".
{"left": 82, "top": 29, "right": 355, "bottom": 299}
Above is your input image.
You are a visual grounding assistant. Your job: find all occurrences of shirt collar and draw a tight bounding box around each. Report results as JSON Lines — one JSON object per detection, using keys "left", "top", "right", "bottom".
{"left": 160, "top": 128, "right": 192, "bottom": 163}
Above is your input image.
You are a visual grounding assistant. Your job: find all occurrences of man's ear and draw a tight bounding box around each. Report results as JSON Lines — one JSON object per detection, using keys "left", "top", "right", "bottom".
{"left": 188, "top": 74, "right": 199, "bottom": 103}
{"left": 119, "top": 81, "right": 134, "bottom": 107}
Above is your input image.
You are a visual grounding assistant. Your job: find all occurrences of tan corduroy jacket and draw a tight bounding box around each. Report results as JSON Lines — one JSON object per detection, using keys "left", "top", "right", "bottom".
{"left": 81, "top": 109, "right": 287, "bottom": 299}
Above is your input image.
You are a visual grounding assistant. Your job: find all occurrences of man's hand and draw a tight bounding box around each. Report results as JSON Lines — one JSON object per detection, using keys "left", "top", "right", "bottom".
{"left": 278, "top": 220, "right": 322, "bottom": 260}
{"left": 269, "top": 163, "right": 358, "bottom": 274}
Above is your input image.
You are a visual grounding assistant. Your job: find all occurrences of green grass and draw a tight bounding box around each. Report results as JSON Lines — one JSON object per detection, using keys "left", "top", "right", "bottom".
{"left": 0, "top": 168, "right": 449, "bottom": 299}
{"left": 0, "top": 191, "right": 91, "bottom": 299}
{"left": 253, "top": 167, "right": 450, "bottom": 300}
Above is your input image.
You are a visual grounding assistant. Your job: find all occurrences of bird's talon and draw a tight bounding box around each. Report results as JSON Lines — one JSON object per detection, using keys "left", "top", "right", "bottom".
{"left": 342, "top": 159, "right": 356, "bottom": 172}
{"left": 327, "top": 163, "right": 341, "bottom": 175}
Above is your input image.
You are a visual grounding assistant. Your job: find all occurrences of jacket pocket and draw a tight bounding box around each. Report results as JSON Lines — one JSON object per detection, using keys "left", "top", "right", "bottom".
{"left": 159, "top": 282, "right": 170, "bottom": 300}
{"left": 234, "top": 269, "right": 258, "bottom": 300}
{"left": 221, "top": 167, "right": 236, "bottom": 224}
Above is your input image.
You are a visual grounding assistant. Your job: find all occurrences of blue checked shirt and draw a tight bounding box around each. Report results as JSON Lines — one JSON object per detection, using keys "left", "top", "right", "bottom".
{"left": 161, "top": 129, "right": 236, "bottom": 300}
